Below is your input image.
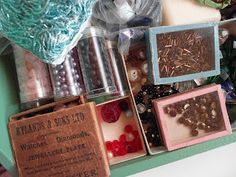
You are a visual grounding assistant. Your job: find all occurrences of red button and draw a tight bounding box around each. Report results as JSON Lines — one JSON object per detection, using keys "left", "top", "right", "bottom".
{"left": 111, "top": 140, "right": 120, "bottom": 157}
{"left": 124, "top": 124, "right": 133, "bottom": 133}
{"left": 101, "top": 102, "right": 121, "bottom": 123}
{"left": 105, "top": 141, "right": 112, "bottom": 151}
{"left": 119, "top": 134, "right": 127, "bottom": 143}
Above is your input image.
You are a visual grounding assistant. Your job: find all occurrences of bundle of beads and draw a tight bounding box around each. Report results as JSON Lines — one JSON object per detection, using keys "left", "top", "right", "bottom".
{"left": 164, "top": 92, "right": 224, "bottom": 137}
{"left": 105, "top": 125, "right": 142, "bottom": 158}
{"left": 135, "top": 84, "right": 178, "bottom": 147}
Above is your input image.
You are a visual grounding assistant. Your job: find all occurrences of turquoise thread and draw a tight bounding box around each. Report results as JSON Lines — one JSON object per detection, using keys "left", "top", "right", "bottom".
{"left": 0, "top": 0, "right": 96, "bottom": 64}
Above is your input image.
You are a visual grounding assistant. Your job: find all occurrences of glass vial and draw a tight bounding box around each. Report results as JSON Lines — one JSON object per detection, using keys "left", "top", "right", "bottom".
{"left": 49, "top": 48, "right": 85, "bottom": 99}
{"left": 106, "top": 40, "right": 129, "bottom": 96}
{"left": 13, "top": 45, "right": 53, "bottom": 110}
{"left": 77, "top": 27, "right": 117, "bottom": 98}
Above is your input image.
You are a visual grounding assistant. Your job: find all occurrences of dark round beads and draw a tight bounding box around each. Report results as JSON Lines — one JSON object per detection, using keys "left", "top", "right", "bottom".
{"left": 134, "top": 84, "right": 178, "bottom": 147}
{"left": 191, "top": 129, "right": 199, "bottom": 136}
{"left": 169, "top": 110, "right": 177, "bottom": 117}
{"left": 118, "top": 101, "right": 129, "bottom": 111}
{"left": 137, "top": 103, "right": 146, "bottom": 114}
{"left": 145, "top": 127, "right": 162, "bottom": 147}
{"left": 164, "top": 93, "right": 223, "bottom": 137}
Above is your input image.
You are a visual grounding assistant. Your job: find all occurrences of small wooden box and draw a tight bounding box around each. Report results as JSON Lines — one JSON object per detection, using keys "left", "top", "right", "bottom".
{"left": 153, "top": 85, "right": 232, "bottom": 151}
{"left": 8, "top": 98, "right": 110, "bottom": 177}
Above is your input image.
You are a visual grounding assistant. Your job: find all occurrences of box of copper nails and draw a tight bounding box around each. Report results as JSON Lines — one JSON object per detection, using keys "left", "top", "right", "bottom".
{"left": 153, "top": 84, "right": 232, "bottom": 151}
{"left": 8, "top": 97, "right": 110, "bottom": 177}
{"left": 146, "top": 22, "right": 220, "bottom": 84}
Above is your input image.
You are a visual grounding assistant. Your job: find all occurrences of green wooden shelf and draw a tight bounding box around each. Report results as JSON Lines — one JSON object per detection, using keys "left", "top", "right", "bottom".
{"left": 111, "top": 131, "right": 236, "bottom": 177}
{"left": 0, "top": 55, "right": 236, "bottom": 177}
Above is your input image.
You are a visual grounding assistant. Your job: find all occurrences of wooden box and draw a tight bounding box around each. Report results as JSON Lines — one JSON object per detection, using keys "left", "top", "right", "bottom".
{"left": 8, "top": 98, "right": 110, "bottom": 177}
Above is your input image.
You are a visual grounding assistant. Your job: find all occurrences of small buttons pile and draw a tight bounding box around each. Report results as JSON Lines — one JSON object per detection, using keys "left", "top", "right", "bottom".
{"left": 164, "top": 92, "right": 224, "bottom": 136}
{"left": 126, "top": 44, "right": 149, "bottom": 95}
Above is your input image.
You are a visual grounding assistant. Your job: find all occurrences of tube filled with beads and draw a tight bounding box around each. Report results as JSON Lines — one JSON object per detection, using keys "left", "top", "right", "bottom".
{"left": 49, "top": 48, "right": 85, "bottom": 99}
{"left": 77, "top": 27, "right": 117, "bottom": 98}
{"left": 13, "top": 45, "right": 53, "bottom": 110}
{"left": 106, "top": 40, "right": 129, "bottom": 97}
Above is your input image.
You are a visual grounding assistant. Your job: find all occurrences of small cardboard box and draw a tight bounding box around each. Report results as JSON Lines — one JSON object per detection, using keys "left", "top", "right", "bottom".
{"left": 153, "top": 84, "right": 232, "bottom": 151}
{"left": 162, "top": 0, "right": 221, "bottom": 26}
{"left": 146, "top": 22, "right": 220, "bottom": 85}
{"left": 8, "top": 98, "right": 110, "bottom": 177}
{"left": 96, "top": 95, "right": 147, "bottom": 165}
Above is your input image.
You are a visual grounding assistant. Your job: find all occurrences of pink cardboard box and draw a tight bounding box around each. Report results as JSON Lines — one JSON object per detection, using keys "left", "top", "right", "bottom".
{"left": 153, "top": 84, "right": 232, "bottom": 151}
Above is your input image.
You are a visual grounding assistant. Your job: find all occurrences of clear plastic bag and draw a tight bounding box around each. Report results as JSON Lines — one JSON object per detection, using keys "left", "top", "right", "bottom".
{"left": 0, "top": 0, "right": 96, "bottom": 64}
{"left": 91, "top": 0, "right": 162, "bottom": 33}
{"left": 118, "top": 26, "right": 148, "bottom": 55}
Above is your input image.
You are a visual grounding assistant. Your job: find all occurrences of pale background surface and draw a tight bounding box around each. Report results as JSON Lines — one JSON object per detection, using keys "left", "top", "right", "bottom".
{"left": 129, "top": 142, "right": 236, "bottom": 177}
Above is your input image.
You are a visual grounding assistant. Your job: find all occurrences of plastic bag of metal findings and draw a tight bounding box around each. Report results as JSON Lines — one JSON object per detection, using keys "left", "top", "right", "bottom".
{"left": 0, "top": 0, "right": 96, "bottom": 65}
{"left": 91, "top": 0, "right": 162, "bottom": 33}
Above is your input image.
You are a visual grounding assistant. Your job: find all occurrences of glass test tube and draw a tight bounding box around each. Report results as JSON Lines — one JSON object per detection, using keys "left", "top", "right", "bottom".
{"left": 106, "top": 40, "right": 129, "bottom": 96}
{"left": 77, "top": 27, "right": 117, "bottom": 98}
{"left": 49, "top": 48, "right": 85, "bottom": 99}
{"left": 13, "top": 45, "right": 53, "bottom": 110}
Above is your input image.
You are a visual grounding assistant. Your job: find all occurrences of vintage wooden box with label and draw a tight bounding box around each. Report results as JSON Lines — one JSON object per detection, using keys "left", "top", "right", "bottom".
{"left": 8, "top": 98, "right": 110, "bottom": 177}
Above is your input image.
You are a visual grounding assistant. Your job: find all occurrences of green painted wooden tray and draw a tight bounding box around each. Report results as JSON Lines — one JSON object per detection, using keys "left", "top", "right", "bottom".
{"left": 0, "top": 55, "right": 236, "bottom": 177}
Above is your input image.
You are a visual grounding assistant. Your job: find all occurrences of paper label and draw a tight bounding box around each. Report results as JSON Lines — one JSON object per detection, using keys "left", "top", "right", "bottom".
{"left": 9, "top": 103, "right": 109, "bottom": 177}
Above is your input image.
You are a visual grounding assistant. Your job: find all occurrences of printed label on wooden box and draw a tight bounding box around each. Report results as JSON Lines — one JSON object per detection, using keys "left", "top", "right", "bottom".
{"left": 9, "top": 103, "right": 110, "bottom": 177}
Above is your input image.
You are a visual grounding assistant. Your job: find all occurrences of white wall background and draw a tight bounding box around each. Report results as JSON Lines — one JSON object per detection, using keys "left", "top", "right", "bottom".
{"left": 130, "top": 142, "right": 236, "bottom": 177}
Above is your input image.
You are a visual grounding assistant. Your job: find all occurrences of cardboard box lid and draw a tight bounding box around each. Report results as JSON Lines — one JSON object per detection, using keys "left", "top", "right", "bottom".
{"left": 9, "top": 102, "right": 110, "bottom": 177}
